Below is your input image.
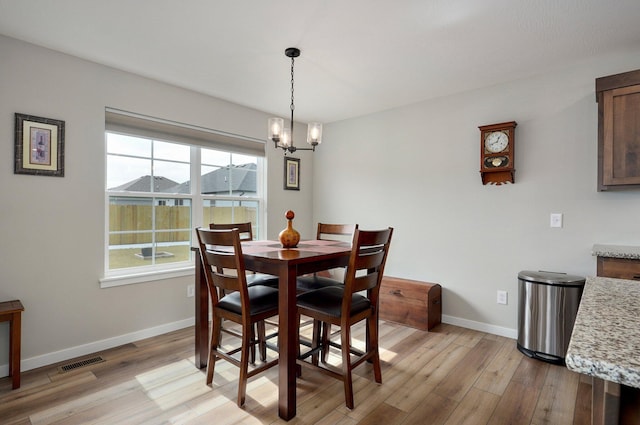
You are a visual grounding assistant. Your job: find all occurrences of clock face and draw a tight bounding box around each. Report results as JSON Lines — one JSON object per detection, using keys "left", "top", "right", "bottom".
{"left": 485, "top": 131, "right": 509, "bottom": 153}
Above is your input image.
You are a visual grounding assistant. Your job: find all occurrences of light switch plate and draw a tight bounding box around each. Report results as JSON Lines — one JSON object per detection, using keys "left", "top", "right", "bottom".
{"left": 550, "top": 213, "right": 563, "bottom": 228}
{"left": 497, "top": 290, "right": 508, "bottom": 305}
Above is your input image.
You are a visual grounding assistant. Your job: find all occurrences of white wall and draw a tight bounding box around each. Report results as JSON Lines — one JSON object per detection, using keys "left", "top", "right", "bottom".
{"left": 313, "top": 50, "right": 640, "bottom": 336}
{"left": 0, "top": 35, "right": 314, "bottom": 372}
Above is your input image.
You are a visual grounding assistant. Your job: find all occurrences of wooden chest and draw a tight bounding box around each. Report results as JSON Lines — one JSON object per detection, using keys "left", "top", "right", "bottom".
{"left": 379, "top": 276, "right": 442, "bottom": 331}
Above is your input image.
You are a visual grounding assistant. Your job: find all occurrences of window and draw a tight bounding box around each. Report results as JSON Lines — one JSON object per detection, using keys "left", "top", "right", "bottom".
{"left": 103, "top": 110, "right": 265, "bottom": 285}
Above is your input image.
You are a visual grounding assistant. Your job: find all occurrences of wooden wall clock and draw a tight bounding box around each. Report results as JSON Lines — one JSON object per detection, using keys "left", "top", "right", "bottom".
{"left": 479, "top": 121, "right": 517, "bottom": 185}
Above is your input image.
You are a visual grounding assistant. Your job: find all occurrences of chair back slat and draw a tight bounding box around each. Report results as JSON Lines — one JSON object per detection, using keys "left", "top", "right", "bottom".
{"left": 352, "top": 272, "right": 380, "bottom": 293}
{"left": 343, "top": 228, "right": 393, "bottom": 301}
{"left": 210, "top": 222, "right": 254, "bottom": 241}
{"left": 196, "top": 227, "right": 249, "bottom": 305}
{"left": 317, "top": 223, "right": 358, "bottom": 241}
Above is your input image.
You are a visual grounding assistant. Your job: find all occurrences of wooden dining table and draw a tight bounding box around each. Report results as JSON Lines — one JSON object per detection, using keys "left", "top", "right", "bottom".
{"left": 193, "top": 239, "right": 352, "bottom": 421}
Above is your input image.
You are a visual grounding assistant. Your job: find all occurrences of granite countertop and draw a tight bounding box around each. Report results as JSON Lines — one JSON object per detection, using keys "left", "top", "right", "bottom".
{"left": 565, "top": 276, "right": 640, "bottom": 388}
{"left": 592, "top": 244, "right": 640, "bottom": 260}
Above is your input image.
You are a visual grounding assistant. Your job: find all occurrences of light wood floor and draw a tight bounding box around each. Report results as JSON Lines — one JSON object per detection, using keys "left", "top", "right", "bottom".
{"left": 0, "top": 321, "right": 592, "bottom": 425}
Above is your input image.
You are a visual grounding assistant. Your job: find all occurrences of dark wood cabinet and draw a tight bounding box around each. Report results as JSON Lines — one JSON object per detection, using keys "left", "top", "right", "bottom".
{"left": 596, "top": 256, "right": 640, "bottom": 280}
{"left": 596, "top": 69, "right": 640, "bottom": 191}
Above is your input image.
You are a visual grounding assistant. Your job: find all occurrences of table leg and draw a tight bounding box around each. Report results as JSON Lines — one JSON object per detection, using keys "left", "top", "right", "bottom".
{"left": 592, "top": 377, "right": 620, "bottom": 425}
{"left": 10, "top": 311, "right": 21, "bottom": 389}
{"left": 194, "top": 251, "right": 209, "bottom": 369}
{"left": 278, "top": 265, "right": 298, "bottom": 420}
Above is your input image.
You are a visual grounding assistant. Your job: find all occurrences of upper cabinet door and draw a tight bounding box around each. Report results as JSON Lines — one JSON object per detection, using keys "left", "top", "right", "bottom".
{"left": 596, "top": 69, "right": 640, "bottom": 191}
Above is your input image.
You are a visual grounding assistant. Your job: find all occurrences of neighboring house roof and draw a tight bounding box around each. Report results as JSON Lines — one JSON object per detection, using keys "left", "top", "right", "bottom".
{"left": 109, "top": 175, "right": 180, "bottom": 192}
{"left": 110, "top": 163, "right": 256, "bottom": 194}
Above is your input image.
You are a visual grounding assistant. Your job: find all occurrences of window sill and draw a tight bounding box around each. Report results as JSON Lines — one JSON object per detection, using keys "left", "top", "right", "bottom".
{"left": 100, "top": 265, "right": 195, "bottom": 288}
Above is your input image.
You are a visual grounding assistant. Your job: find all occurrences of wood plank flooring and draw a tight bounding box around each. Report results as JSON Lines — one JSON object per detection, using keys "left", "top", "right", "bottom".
{"left": 0, "top": 321, "right": 592, "bottom": 424}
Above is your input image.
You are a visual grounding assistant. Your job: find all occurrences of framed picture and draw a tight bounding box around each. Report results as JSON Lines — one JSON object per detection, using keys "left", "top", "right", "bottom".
{"left": 14, "top": 113, "right": 65, "bottom": 177}
{"left": 284, "top": 157, "right": 300, "bottom": 190}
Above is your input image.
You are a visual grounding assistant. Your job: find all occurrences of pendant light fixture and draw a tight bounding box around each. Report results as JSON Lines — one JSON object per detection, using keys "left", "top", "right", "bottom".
{"left": 268, "top": 47, "right": 322, "bottom": 154}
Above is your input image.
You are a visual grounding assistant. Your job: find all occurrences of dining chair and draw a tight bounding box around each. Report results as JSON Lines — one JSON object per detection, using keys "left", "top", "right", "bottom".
{"left": 196, "top": 227, "right": 280, "bottom": 407}
{"left": 296, "top": 223, "right": 358, "bottom": 361}
{"left": 295, "top": 227, "right": 393, "bottom": 409}
{"left": 296, "top": 223, "right": 358, "bottom": 292}
{"left": 210, "top": 222, "right": 279, "bottom": 289}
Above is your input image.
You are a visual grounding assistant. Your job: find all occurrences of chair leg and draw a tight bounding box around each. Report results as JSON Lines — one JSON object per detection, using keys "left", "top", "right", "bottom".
{"left": 341, "top": 323, "right": 355, "bottom": 410}
{"left": 249, "top": 324, "right": 256, "bottom": 365}
{"left": 207, "top": 316, "right": 222, "bottom": 386}
{"left": 321, "top": 322, "right": 331, "bottom": 363}
{"left": 296, "top": 313, "right": 302, "bottom": 378}
{"left": 369, "top": 314, "right": 382, "bottom": 383}
{"left": 310, "top": 319, "right": 323, "bottom": 366}
{"left": 257, "top": 320, "right": 267, "bottom": 362}
{"left": 237, "top": 323, "right": 251, "bottom": 407}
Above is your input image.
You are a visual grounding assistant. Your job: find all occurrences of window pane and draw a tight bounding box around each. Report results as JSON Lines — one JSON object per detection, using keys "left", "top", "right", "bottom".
{"left": 202, "top": 148, "right": 230, "bottom": 167}
{"left": 107, "top": 156, "right": 153, "bottom": 191}
{"left": 201, "top": 165, "right": 230, "bottom": 195}
{"left": 107, "top": 133, "right": 151, "bottom": 157}
{"left": 108, "top": 196, "right": 192, "bottom": 269}
{"left": 154, "top": 160, "right": 190, "bottom": 193}
{"left": 155, "top": 198, "right": 192, "bottom": 231}
{"left": 232, "top": 153, "right": 257, "bottom": 166}
{"left": 200, "top": 163, "right": 257, "bottom": 195}
{"left": 109, "top": 197, "right": 153, "bottom": 233}
{"left": 154, "top": 140, "right": 190, "bottom": 162}
{"left": 202, "top": 199, "right": 258, "bottom": 236}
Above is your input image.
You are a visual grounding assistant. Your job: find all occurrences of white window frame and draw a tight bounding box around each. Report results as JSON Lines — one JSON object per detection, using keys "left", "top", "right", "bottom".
{"left": 100, "top": 111, "right": 266, "bottom": 288}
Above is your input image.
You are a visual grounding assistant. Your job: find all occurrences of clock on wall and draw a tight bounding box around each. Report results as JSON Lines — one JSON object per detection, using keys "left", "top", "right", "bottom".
{"left": 479, "top": 121, "right": 517, "bottom": 185}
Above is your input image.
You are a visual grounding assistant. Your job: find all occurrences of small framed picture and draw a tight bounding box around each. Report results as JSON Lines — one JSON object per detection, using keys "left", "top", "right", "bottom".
{"left": 284, "top": 157, "right": 300, "bottom": 190}
{"left": 14, "top": 113, "right": 65, "bottom": 177}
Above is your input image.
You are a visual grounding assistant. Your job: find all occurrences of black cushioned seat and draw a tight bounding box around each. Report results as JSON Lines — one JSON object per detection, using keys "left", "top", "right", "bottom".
{"left": 296, "top": 275, "right": 343, "bottom": 292}
{"left": 297, "top": 286, "right": 370, "bottom": 318}
{"left": 246, "top": 274, "right": 280, "bottom": 288}
{"left": 218, "top": 285, "right": 279, "bottom": 315}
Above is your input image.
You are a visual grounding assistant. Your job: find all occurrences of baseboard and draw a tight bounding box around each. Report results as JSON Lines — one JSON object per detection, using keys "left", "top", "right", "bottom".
{"left": 442, "top": 314, "right": 517, "bottom": 339}
{"left": 0, "top": 317, "right": 194, "bottom": 377}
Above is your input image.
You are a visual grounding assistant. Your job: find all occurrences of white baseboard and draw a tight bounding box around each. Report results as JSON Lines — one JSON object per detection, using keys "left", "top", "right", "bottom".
{"left": 442, "top": 314, "right": 517, "bottom": 339}
{"left": 0, "top": 317, "right": 194, "bottom": 377}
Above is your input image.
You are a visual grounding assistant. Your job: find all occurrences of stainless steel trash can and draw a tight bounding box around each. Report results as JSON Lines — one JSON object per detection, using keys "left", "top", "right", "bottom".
{"left": 517, "top": 270, "right": 585, "bottom": 365}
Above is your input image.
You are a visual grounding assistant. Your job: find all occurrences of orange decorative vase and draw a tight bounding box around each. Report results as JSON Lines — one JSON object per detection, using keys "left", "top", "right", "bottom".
{"left": 279, "top": 210, "right": 300, "bottom": 248}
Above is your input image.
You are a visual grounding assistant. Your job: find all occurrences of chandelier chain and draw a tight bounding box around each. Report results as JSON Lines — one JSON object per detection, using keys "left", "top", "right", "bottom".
{"left": 290, "top": 56, "right": 295, "bottom": 133}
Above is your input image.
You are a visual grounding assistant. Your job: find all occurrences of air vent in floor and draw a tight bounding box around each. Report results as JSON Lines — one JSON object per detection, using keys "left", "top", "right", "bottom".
{"left": 57, "top": 356, "right": 105, "bottom": 373}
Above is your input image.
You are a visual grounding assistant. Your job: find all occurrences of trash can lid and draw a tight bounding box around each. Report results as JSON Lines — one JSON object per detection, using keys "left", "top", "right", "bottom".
{"left": 518, "top": 270, "right": 585, "bottom": 286}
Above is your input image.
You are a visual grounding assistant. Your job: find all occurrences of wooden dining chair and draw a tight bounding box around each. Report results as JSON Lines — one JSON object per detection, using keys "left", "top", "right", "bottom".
{"left": 210, "top": 222, "right": 279, "bottom": 288}
{"left": 196, "top": 227, "right": 280, "bottom": 407}
{"left": 296, "top": 223, "right": 358, "bottom": 292}
{"left": 209, "top": 221, "right": 254, "bottom": 241}
{"left": 295, "top": 227, "right": 393, "bottom": 409}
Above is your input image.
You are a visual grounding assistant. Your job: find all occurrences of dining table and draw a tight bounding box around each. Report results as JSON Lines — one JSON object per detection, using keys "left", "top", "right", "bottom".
{"left": 192, "top": 239, "right": 352, "bottom": 421}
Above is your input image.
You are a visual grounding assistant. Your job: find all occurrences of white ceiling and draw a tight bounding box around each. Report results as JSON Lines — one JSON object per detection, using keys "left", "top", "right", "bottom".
{"left": 1, "top": 0, "right": 640, "bottom": 123}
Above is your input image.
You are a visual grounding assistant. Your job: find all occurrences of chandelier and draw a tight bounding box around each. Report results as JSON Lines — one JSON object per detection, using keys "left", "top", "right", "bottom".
{"left": 268, "top": 47, "right": 322, "bottom": 154}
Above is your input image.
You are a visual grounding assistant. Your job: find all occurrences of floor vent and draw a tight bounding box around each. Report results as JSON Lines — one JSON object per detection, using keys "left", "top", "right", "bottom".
{"left": 57, "top": 356, "right": 105, "bottom": 373}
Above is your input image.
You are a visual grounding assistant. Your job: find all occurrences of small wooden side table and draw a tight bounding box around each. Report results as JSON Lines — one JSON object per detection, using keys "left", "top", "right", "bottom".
{"left": 0, "top": 300, "right": 24, "bottom": 389}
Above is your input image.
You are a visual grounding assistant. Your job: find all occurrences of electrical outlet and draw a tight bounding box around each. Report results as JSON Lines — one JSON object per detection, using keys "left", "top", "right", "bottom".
{"left": 187, "top": 284, "right": 195, "bottom": 298}
{"left": 550, "top": 213, "right": 563, "bottom": 228}
{"left": 497, "top": 290, "right": 508, "bottom": 305}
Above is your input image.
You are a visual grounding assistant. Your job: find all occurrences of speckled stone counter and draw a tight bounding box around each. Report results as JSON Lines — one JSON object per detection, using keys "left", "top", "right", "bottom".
{"left": 566, "top": 276, "right": 640, "bottom": 388}
{"left": 592, "top": 244, "right": 640, "bottom": 260}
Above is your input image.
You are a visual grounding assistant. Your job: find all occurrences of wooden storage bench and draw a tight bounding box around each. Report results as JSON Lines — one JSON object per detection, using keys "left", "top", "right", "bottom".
{"left": 379, "top": 276, "right": 441, "bottom": 330}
